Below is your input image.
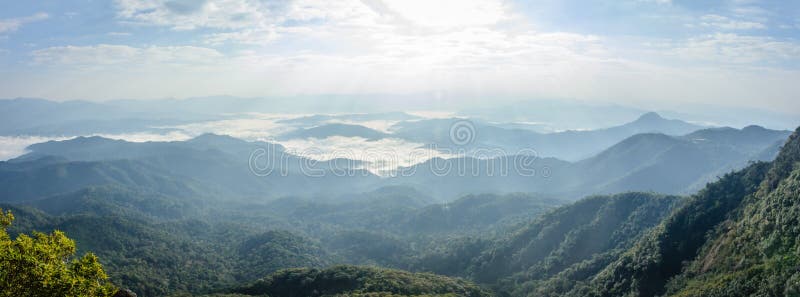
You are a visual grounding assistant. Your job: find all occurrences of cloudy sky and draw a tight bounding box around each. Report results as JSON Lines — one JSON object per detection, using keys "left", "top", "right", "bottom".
{"left": 1, "top": 0, "right": 799, "bottom": 113}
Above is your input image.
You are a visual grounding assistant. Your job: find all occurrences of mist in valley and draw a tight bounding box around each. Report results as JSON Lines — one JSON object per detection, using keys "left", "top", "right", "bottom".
{"left": 1, "top": 1, "right": 800, "bottom": 297}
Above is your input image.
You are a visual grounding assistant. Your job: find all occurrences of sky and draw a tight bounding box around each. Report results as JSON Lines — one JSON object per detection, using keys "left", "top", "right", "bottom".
{"left": 0, "top": 0, "right": 799, "bottom": 113}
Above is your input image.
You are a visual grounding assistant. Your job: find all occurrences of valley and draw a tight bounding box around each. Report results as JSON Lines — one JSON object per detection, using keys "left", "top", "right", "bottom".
{"left": 1, "top": 98, "right": 797, "bottom": 296}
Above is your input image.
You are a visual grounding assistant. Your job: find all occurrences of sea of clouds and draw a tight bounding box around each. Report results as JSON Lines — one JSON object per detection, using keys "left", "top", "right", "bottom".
{"left": 0, "top": 112, "right": 456, "bottom": 176}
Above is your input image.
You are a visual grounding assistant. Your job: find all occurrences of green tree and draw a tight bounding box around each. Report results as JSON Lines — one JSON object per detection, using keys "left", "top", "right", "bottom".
{"left": 0, "top": 209, "right": 116, "bottom": 297}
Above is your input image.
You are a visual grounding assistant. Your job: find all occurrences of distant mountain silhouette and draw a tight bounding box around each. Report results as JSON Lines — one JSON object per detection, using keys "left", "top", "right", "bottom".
{"left": 0, "top": 98, "right": 206, "bottom": 135}
{"left": 608, "top": 111, "right": 702, "bottom": 136}
{"left": 390, "top": 125, "right": 789, "bottom": 199}
{"left": 279, "top": 123, "right": 389, "bottom": 140}
{"left": 388, "top": 112, "right": 705, "bottom": 161}
{"left": 276, "top": 112, "right": 418, "bottom": 126}
{"left": 1, "top": 125, "right": 789, "bottom": 201}
{"left": 4, "top": 134, "right": 379, "bottom": 201}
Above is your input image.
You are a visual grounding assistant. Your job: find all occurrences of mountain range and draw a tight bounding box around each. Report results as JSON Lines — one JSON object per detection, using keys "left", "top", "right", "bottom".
{"left": 2, "top": 98, "right": 799, "bottom": 297}
{"left": 1, "top": 125, "right": 797, "bottom": 296}
{"left": 1, "top": 122, "right": 788, "bottom": 202}
{"left": 276, "top": 112, "right": 705, "bottom": 161}
{"left": 390, "top": 124, "right": 790, "bottom": 198}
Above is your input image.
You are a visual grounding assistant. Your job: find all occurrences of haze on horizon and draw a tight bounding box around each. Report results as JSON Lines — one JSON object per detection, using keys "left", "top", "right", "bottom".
{"left": 1, "top": 0, "right": 799, "bottom": 115}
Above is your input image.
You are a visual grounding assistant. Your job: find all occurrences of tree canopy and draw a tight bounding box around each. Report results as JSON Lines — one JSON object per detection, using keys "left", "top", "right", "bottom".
{"left": 0, "top": 209, "right": 116, "bottom": 297}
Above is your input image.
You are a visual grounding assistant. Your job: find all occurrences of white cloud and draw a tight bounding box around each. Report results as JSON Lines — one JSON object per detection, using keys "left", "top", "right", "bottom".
{"left": 95, "top": 131, "right": 193, "bottom": 142}
{"left": 14, "top": 31, "right": 800, "bottom": 114}
{"left": 323, "top": 119, "right": 400, "bottom": 133}
{"left": 107, "top": 31, "right": 132, "bottom": 36}
{"left": 0, "top": 132, "right": 190, "bottom": 161}
{"left": 168, "top": 114, "right": 452, "bottom": 175}
{"left": 172, "top": 116, "right": 296, "bottom": 140}
{"left": 279, "top": 136, "right": 453, "bottom": 175}
{"left": 0, "top": 12, "right": 49, "bottom": 34}
{"left": 728, "top": 4, "right": 769, "bottom": 21}
{"left": 108, "top": 0, "right": 607, "bottom": 80}
{"left": 698, "top": 14, "right": 765, "bottom": 30}
{"left": 672, "top": 33, "right": 800, "bottom": 64}
{"left": 0, "top": 136, "right": 68, "bottom": 160}
{"left": 378, "top": 0, "right": 509, "bottom": 29}
{"left": 204, "top": 28, "right": 280, "bottom": 45}
{"left": 34, "top": 0, "right": 612, "bottom": 98}
{"left": 31, "top": 44, "right": 223, "bottom": 66}
{"left": 115, "top": 0, "right": 276, "bottom": 30}
{"left": 113, "top": 0, "right": 517, "bottom": 44}
{"left": 4, "top": 0, "right": 800, "bottom": 115}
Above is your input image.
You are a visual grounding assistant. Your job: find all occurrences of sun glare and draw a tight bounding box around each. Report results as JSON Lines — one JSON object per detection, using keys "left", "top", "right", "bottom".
{"left": 382, "top": 0, "right": 508, "bottom": 29}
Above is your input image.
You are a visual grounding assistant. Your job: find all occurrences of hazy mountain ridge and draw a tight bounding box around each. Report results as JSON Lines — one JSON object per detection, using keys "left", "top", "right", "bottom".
{"left": 1, "top": 101, "right": 797, "bottom": 297}
{"left": 276, "top": 111, "right": 419, "bottom": 126}
{"left": 278, "top": 123, "right": 390, "bottom": 141}
{"left": 406, "top": 126, "right": 800, "bottom": 297}
{"left": 383, "top": 112, "right": 705, "bottom": 161}
{"left": 536, "top": 126, "right": 800, "bottom": 297}
{"left": 5, "top": 134, "right": 381, "bottom": 200}
{"left": 4, "top": 1, "right": 800, "bottom": 295}
{"left": 0, "top": 127, "right": 795, "bottom": 296}
{"left": 391, "top": 125, "right": 789, "bottom": 198}
{"left": 0, "top": 98, "right": 219, "bottom": 136}
{"left": 3, "top": 123, "right": 787, "bottom": 202}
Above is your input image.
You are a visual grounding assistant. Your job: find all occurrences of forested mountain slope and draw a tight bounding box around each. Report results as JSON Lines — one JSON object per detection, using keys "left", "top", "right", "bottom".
{"left": 1, "top": 124, "right": 797, "bottom": 297}
{"left": 392, "top": 126, "right": 788, "bottom": 199}
{"left": 406, "top": 126, "right": 799, "bottom": 297}
{"left": 661, "top": 126, "right": 800, "bottom": 297}
{"left": 2, "top": 203, "right": 332, "bottom": 296}
{"left": 452, "top": 192, "right": 682, "bottom": 296}
{"left": 538, "top": 126, "right": 800, "bottom": 297}
{"left": 230, "top": 265, "right": 491, "bottom": 297}
{"left": 4, "top": 134, "right": 380, "bottom": 200}
{"left": 2, "top": 184, "right": 561, "bottom": 296}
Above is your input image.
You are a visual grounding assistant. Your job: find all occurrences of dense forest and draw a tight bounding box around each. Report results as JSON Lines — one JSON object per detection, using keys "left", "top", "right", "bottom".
{"left": 1, "top": 125, "right": 798, "bottom": 296}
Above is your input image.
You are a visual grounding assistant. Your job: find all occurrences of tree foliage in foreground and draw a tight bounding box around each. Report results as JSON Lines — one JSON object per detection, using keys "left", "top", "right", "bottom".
{"left": 0, "top": 209, "right": 116, "bottom": 297}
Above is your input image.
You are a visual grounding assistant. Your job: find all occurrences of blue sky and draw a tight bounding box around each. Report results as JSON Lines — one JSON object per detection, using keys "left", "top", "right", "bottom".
{"left": 0, "top": 0, "right": 799, "bottom": 113}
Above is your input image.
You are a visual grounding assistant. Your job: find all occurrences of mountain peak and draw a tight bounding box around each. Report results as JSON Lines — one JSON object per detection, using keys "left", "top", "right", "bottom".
{"left": 636, "top": 112, "right": 664, "bottom": 122}
{"left": 28, "top": 136, "right": 117, "bottom": 150}
{"left": 72, "top": 135, "right": 115, "bottom": 143}
{"left": 742, "top": 125, "right": 767, "bottom": 132}
{"left": 616, "top": 111, "right": 703, "bottom": 136}
{"left": 189, "top": 133, "right": 239, "bottom": 143}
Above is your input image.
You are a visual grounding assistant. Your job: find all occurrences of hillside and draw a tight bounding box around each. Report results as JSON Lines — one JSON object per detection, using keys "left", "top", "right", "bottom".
{"left": 2, "top": 125, "right": 785, "bottom": 204}
{"left": 231, "top": 265, "right": 491, "bottom": 297}
{"left": 390, "top": 126, "right": 788, "bottom": 199}
{"left": 661, "top": 126, "right": 800, "bottom": 297}
{"left": 0, "top": 157, "right": 208, "bottom": 201}
{"left": 0, "top": 122, "right": 796, "bottom": 296}
{"left": 4, "top": 134, "right": 381, "bottom": 201}
{"left": 520, "top": 126, "right": 800, "bottom": 297}
{"left": 4, "top": 1, "right": 800, "bottom": 296}
{"left": 2, "top": 203, "right": 333, "bottom": 296}
{"left": 568, "top": 128, "right": 780, "bottom": 195}
{"left": 465, "top": 192, "right": 681, "bottom": 296}
{"left": 1, "top": 182, "right": 564, "bottom": 296}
